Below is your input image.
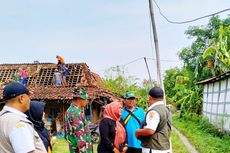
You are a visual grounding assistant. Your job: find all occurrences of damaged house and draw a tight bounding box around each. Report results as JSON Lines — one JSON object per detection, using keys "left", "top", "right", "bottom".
{"left": 0, "top": 63, "right": 115, "bottom": 134}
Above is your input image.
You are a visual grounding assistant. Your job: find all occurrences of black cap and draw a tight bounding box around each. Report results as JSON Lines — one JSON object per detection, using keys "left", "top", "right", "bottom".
{"left": 3, "top": 82, "right": 30, "bottom": 100}
{"left": 148, "top": 86, "right": 164, "bottom": 98}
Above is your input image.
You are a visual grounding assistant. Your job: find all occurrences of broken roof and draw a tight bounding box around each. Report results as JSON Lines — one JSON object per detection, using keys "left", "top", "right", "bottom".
{"left": 0, "top": 63, "right": 114, "bottom": 101}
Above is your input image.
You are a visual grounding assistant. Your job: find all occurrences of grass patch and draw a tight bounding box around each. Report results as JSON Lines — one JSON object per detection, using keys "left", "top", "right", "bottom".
{"left": 53, "top": 134, "right": 190, "bottom": 153}
{"left": 52, "top": 138, "right": 98, "bottom": 153}
{"left": 173, "top": 114, "right": 230, "bottom": 153}
{"left": 171, "top": 131, "right": 189, "bottom": 153}
{"left": 52, "top": 138, "right": 69, "bottom": 153}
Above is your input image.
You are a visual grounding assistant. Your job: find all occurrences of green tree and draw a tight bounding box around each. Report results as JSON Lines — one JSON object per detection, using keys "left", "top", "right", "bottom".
{"left": 102, "top": 66, "right": 138, "bottom": 97}
{"left": 179, "top": 16, "right": 230, "bottom": 81}
{"left": 102, "top": 66, "right": 154, "bottom": 110}
{"left": 164, "top": 67, "right": 183, "bottom": 104}
{"left": 164, "top": 16, "right": 229, "bottom": 116}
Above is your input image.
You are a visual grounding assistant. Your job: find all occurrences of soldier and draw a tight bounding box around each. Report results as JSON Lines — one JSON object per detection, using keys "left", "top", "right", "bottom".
{"left": 64, "top": 87, "right": 92, "bottom": 153}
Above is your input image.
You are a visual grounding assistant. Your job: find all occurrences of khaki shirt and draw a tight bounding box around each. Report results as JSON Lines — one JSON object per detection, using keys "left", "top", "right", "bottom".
{"left": 0, "top": 106, "right": 47, "bottom": 153}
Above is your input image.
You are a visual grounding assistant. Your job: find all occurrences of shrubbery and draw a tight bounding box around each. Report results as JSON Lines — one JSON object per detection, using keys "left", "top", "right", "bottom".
{"left": 177, "top": 113, "right": 230, "bottom": 138}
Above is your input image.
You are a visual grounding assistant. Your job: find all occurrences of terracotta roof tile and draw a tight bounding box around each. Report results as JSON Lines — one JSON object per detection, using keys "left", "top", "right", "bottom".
{"left": 0, "top": 63, "right": 115, "bottom": 101}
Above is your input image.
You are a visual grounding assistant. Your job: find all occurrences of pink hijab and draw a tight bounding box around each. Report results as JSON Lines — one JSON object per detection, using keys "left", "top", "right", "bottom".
{"left": 103, "top": 101, "right": 126, "bottom": 150}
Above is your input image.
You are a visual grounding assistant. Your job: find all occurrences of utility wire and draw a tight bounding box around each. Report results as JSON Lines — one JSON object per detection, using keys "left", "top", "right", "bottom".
{"left": 153, "top": 0, "right": 230, "bottom": 24}
{"left": 95, "top": 57, "right": 180, "bottom": 72}
{"left": 146, "top": 57, "right": 180, "bottom": 62}
{"left": 121, "top": 57, "right": 144, "bottom": 67}
{"left": 121, "top": 57, "right": 180, "bottom": 67}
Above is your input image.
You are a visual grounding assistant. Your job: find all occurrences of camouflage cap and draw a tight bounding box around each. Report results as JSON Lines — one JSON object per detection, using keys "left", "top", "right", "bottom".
{"left": 123, "top": 91, "right": 136, "bottom": 99}
{"left": 72, "top": 87, "right": 88, "bottom": 100}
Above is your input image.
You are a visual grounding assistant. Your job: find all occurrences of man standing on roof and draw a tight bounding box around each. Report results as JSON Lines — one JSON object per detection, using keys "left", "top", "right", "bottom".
{"left": 12, "top": 70, "right": 20, "bottom": 82}
{"left": 56, "top": 55, "right": 65, "bottom": 71}
{"left": 121, "top": 91, "right": 145, "bottom": 153}
{"left": 56, "top": 55, "right": 65, "bottom": 65}
{"left": 0, "top": 82, "right": 46, "bottom": 153}
{"left": 19, "top": 67, "right": 27, "bottom": 86}
{"left": 61, "top": 65, "right": 69, "bottom": 85}
{"left": 53, "top": 69, "right": 63, "bottom": 86}
{"left": 64, "top": 87, "right": 92, "bottom": 153}
{"left": 135, "top": 87, "right": 172, "bottom": 153}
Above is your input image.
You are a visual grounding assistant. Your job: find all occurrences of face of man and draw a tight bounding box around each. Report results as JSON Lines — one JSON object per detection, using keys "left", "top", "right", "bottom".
{"left": 124, "top": 97, "right": 136, "bottom": 109}
{"left": 80, "top": 98, "right": 88, "bottom": 107}
{"left": 148, "top": 96, "right": 159, "bottom": 106}
{"left": 19, "top": 94, "right": 31, "bottom": 112}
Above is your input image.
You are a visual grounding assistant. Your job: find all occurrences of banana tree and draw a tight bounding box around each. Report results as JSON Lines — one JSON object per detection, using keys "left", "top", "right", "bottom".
{"left": 202, "top": 25, "right": 230, "bottom": 76}
{"left": 172, "top": 74, "right": 203, "bottom": 116}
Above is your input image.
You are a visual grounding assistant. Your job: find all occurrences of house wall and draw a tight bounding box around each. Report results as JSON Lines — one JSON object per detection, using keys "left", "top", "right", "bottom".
{"left": 44, "top": 99, "right": 105, "bottom": 134}
{"left": 0, "top": 98, "right": 106, "bottom": 134}
{"left": 43, "top": 101, "right": 69, "bottom": 135}
{"left": 203, "top": 77, "right": 230, "bottom": 132}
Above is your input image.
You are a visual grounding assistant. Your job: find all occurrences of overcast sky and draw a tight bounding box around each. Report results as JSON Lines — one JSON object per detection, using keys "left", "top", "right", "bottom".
{"left": 0, "top": 0, "right": 229, "bottom": 82}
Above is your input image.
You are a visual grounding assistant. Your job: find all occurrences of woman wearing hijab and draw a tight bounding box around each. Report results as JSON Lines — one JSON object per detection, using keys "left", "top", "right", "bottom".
{"left": 26, "top": 101, "right": 52, "bottom": 152}
{"left": 97, "top": 100, "right": 128, "bottom": 153}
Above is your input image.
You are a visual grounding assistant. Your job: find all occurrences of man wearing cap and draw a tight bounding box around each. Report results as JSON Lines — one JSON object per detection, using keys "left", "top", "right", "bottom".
{"left": 135, "top": 87, "right": 172, "bottom": 153}
{"left": 0, "top": 82, "right": 47, "bottom": 153}
{"left": 53, "top": 69, "right": 63, "bottom": 86}
{"left": 56, "top": 55, "right": 65, "bottom": 71}
{"left": 64, "top": 87, "right": 92, "bottom": 153}
{"left": 121, "top": 91, "right": 145, "bottom": 153}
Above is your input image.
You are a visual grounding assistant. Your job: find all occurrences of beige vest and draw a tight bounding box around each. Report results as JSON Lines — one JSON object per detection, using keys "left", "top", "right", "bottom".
{"left": 0, "top": 110, "right": 47, "bottom": 153}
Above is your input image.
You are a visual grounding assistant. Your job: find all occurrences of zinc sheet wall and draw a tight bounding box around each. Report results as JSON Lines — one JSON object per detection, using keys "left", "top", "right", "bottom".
{"left": 203, "top": 77, "right": 230, "bottom": 132}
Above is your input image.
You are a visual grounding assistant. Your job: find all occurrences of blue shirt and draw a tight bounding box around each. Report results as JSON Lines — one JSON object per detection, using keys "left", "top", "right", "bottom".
{"left": 121, "top": 107, "right": 145, "bottom": 148}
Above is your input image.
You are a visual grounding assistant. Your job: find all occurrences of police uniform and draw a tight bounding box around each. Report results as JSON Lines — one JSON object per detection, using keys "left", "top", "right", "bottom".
{"left": 0, "top": 82, "right": 47, "bottom": 153}
{"left": 0, "top": 106, "right": 47, "bottom": 153}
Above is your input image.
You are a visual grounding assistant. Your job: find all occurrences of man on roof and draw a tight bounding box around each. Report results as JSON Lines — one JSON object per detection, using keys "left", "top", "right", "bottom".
{"left": 56, "top": 55, "right": 65, "bottom": 71}
{"left": 56, "top": 55, "right": 65, "bottom": 65}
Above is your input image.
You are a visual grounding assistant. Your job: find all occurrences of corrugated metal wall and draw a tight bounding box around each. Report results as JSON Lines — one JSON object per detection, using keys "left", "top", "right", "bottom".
{"left": 203, "top": 77, "right": 230, "bottom": 132}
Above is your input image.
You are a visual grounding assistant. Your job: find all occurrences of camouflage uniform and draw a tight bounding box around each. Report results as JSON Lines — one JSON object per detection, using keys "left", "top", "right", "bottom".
{"left": 64, "top": 103, "right": 92, "bottom": 153}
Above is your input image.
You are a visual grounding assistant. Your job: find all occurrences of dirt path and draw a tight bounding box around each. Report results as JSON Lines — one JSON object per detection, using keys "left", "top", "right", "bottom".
{"left": 172, "top": 126, "right": 199, "bottom": 153}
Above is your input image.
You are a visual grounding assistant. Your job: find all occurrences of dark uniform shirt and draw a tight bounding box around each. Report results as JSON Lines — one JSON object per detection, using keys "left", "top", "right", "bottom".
{"left": 98, "top": 118, "right": 127, "bottom": 153}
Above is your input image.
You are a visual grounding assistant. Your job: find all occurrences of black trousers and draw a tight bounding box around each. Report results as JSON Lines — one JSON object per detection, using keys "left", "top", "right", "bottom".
{"left": 126, "top": 147, "right": 142, "bottom": 153}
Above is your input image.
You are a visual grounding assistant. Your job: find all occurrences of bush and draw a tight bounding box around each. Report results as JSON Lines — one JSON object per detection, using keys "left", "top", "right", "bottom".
{"left": 177, "top": 113, "right": 229, "bottom": 138}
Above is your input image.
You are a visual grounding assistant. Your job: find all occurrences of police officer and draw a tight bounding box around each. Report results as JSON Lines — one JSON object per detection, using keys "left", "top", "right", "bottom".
{"left": 121, "top": 91, "right": 145, "bottom": 153}
{"left": 64, "top": 87, "right": 92, "bottom": 153}
{"left": 0, "top": 82, "right": 47, "bottom": 153}
{"left": 135, "top": 87, "right": 172, "bottom": 153}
